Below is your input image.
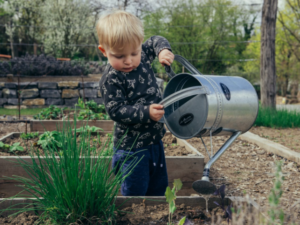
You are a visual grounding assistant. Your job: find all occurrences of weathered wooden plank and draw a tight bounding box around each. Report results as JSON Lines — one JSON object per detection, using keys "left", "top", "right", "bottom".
{"left": 30, "top": 120, "right": 114, "bottom": 132}
{"left": 166, "top": 157, "right": 203, "bottom": 182}
{"left": 0, "top": 183, "right": 31, "bottom": 198}
{"left": 0, "top": 157, "right": 203, "bottom": 182}
{"left": 239, "top": 132, "right": 300, "bottom": 164}
{"left": 114, "top": 196, "right": 230, "bottom": 208}
{"left": 0, "top": 182, "right": 196, "bottom": 198}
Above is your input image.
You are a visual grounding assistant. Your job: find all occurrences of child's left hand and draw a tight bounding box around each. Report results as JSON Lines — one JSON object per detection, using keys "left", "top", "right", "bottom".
{"left": 158, "top": 49, "right": 174, "bottom": 67}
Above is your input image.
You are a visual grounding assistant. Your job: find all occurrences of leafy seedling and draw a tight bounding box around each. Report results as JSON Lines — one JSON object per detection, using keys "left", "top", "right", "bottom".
{"left": 268, "top": 161, "right": 285, "bottom": 225}
{"left": 165, "top": 179, "right": 190, "bottom": 225}
{"left": 9, "top": 142, "right": 24, "bottom": 152}
{"left": 73, "top": 125, "right": 103, "bottom": 133}
{"left": 33, "top": 105, "right": 66, "bottom": 120}
{"left": 20, "top": 132, "right": 39, "bottom": 140}
{"left": 75, "top": 98, "right": 110, "bottom": 120}
{"left": 0, "top": 142, "right": 10, "bottom": 149}
{"left": 178, "top": 216, "right": 192, "bottom": 225}
{"left": 213, "top": 184, "right": 232, "bottom": 224}
{"left": 38, "top": 131, "right": 62, "bottom": 150}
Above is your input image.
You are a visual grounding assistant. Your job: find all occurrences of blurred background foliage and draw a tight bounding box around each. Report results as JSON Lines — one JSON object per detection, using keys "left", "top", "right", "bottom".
{"left": 0, "top": 0, "right": 299, "bottom": 90}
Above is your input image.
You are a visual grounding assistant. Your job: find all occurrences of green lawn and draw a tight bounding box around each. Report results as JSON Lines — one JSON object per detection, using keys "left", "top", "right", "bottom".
{"left": 0, "top": 108, "right": 44, "bottom": 116}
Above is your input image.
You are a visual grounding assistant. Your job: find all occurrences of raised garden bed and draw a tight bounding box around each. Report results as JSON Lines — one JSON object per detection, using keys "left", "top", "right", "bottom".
{"left": 30, "top": 100, "right": 113, "bottom": 132}
{"left": 30, "top": 119, "right": 114, "bottom": 133}
{"left": 0, "top": 132, "right": 204, "bottom": 197}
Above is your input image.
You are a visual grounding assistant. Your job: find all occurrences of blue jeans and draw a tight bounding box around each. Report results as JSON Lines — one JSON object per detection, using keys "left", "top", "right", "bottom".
{"left": 112, "top": 140, "right": 168, "bottom": 196}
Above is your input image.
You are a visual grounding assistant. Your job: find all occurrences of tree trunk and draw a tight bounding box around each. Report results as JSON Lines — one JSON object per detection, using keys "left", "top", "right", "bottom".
{"left": 10, "top": 20, "right": 14, "bottom": 58}
{"left": 260, "top": 0, "right": 278, "bottom": 109}
{"left": 284, "top": 75, "right": 288, "bottom": 97}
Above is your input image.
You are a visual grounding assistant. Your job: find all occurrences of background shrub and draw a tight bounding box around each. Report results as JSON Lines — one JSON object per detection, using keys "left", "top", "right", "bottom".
{"left": 0, "top": 54, "right": 105, "bottom": 76}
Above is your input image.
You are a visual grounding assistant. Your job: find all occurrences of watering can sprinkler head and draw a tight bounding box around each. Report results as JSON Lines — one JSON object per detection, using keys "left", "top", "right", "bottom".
{"left": 192, "top": 168, "right": 217, "bottom": 195}
{"left": 192, "top": 179, "right": 217, "bottom": 195}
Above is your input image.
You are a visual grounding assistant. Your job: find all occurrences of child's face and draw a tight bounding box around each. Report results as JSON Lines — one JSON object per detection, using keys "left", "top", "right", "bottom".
{"left": 99, "top": 44, "right": 141, "bottom": 73}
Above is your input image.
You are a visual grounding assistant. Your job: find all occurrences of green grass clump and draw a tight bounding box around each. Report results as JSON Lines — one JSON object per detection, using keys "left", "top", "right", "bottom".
{"left": 0, "top": 108, "right": 44, "bottom": 116}
{"left": 254, "top": 106, "right": 300, "bottom": 128}
{"left": 1, "top": 120, "right": 139, "bottom": 224}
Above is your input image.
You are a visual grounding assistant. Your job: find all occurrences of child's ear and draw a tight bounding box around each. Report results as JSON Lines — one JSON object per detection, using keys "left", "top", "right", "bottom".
{"left": 98, "top": 45, "right": 107, "bottom": 57}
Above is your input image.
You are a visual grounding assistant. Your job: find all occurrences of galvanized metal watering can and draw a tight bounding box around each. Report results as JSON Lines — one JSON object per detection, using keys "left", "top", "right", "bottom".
{"left": 159, "top": 55, "right": 259, "bottom": 194}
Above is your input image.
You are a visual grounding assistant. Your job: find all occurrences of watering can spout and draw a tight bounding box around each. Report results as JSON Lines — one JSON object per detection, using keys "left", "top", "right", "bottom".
{"left": 192, "top": 131, "right": 241, "bottom": 195}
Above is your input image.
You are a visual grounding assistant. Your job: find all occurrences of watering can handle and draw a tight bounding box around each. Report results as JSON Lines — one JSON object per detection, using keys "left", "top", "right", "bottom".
{"left": 159, "top": 86, "right": 209, "bottom": 108}
{"left": 164, "top": 55, "right": 203, "bottom": 78}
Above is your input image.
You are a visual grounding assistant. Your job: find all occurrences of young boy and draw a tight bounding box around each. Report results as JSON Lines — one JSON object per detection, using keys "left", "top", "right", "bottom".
{"left": 96, "top": 10, "right": 174, "bottom": 196}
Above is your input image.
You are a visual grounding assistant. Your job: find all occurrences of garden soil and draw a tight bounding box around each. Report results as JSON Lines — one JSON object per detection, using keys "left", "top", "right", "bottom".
{"left": 0, "top": 204, "right": 228, "bottom": 225}
{"left": 0, "top": 132, "right": 189, "bottom": 157}
{"left": 115, "top": 203, "right": 227, "bottom": 225}
{"left": 1, "top": 124, "right": 300, "bottom": 223}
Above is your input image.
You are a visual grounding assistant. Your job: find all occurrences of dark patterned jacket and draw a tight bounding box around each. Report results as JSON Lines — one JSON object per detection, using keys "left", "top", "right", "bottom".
{"left": 99, "top": 36, "right": 172, "bottom": 150}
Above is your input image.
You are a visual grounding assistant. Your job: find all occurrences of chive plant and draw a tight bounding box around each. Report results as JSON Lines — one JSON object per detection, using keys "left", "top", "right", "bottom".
{"left": 255, "top": 107, "right": 300, "bottom": 128}
{"left": 1, "top": 118, "right": 139, "bottom": 224}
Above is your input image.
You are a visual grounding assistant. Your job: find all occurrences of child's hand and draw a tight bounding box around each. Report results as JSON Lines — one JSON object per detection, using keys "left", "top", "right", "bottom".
{"left": 149, "top": 104, "right": 165, "bottom": 121}
{"left": 158, "top": 49, "right": 174, "bottom": 67}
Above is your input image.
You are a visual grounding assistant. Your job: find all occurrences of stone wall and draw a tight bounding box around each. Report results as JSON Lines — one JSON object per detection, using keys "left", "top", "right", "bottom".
{"left": 0, "top": 78, "right": 164, "bottom": 108}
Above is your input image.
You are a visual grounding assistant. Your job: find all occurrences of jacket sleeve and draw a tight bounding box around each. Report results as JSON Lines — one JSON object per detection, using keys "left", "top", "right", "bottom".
{"left": 142, "top": 36, "right": 172, "bottom": 64}
{"left": 100, "top": 70, "right": 151, "bottom": 124}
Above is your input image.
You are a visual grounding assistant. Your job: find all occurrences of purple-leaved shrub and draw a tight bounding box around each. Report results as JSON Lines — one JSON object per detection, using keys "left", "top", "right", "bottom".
{"left": 0, "top": 54, "right": 105, "bottom": 76}
{"left": 213, "top": 184, "right": 232, "bottom": 224}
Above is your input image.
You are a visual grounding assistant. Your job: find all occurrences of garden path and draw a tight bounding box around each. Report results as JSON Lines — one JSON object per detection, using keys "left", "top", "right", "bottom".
{"left": 187, "top": 133, "right": 300, "bottom": 221}
{"left": 277, "top": 104, "right": 300, "bottom": 112}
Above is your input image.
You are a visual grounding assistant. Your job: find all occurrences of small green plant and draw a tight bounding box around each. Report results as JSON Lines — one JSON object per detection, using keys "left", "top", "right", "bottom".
{"left": 268, "top": 161, "right": 285, "bottom": 225}
{"left": 165, "top": 179, "right": 189, "bottom": 225}
{"left": 33, "top": 105, "right": 67, "bottom": 120}
{"left": 75, "top": 98, "right": 110, "bottom": 120}
{"left": 76, "top": 98, "right": 106, "bottom": 114}
{"left": 73, "top": 125, "right": 103, "bottom": 133}
{"left": 9, "top": 142, "right": 24, "bottom": 152}
{"left": 20, "top": 132, "right": 39, "bottom": 140}
{"left": 0, "top": 141, "right": 10, "bottom": 149}
{"left": 37, "top": 131, "right": 62, "bottom": 150}
{"left": 33, "top": 99, "right": 110, "bottom": 121}
{"left": 105, "top": 133, "right": 114, "bottom": 154}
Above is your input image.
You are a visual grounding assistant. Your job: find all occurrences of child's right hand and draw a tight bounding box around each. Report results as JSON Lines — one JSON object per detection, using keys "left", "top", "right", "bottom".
{"left": 149, "top": 104, "right": 165, "bottom": 121}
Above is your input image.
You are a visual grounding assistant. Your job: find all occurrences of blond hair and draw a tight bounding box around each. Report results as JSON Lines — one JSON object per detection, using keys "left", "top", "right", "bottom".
{"left": 96, "top": 10, "right": 144, "bottom": 50}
